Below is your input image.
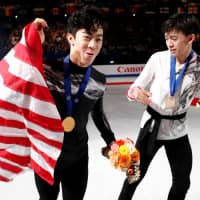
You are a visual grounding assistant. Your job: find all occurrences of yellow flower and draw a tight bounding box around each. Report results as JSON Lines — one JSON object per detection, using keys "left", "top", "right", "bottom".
{"left": 119, "top": 144, "right": 130, "bottom": 155}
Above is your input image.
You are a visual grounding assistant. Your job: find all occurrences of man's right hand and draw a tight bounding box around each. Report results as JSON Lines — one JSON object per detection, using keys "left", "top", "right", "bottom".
{"left": 33, "top": 18, "right": 48, "bottom": 44}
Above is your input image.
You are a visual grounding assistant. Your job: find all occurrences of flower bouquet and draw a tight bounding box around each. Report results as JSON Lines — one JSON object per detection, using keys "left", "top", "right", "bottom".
{"left": 109, "top": 138, "right": 140, "bottom": 184}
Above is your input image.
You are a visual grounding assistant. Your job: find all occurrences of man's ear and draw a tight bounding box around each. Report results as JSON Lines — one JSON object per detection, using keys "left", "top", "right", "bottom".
{"left": 188, "top": 33, "right": 196, "bottom": 45}
{"left": 66, "top": 33, "right": 74, "bottom": 46}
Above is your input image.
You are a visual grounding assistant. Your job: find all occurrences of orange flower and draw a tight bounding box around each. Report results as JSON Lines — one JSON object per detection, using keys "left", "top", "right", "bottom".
{"left": 118, "top": 154, "right": 131, "bottom": 168}
{"left": 127, "top": 168, "right": 134, "bottom": 175}
{"left": 132, "top": 149, "right": 140, "bottom": 162}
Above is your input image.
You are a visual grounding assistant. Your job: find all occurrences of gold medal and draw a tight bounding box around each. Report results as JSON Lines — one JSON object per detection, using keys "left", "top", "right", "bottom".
{"left": 165, "top": 96, "right": 175, "bottom": 109}
{"left": 62, "top": 117, "right": 75, "bottom": 132}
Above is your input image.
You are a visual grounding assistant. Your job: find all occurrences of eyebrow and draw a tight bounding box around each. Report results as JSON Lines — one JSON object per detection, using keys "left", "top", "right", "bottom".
{"left": 96, "top": 33, "right": 103, "bottom": 37}
{"left": 165, "top": 33, "right": 178, "bottom": 37}
{"left": 82, "top": 31, "right": 103, "bottom": 37}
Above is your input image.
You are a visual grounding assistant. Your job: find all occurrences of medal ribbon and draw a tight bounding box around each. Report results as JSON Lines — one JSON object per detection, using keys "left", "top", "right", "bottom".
{"left": 170, "top": 50, "right": 193, "bottom": 96}
{"left": 63, "top": 55, "right": 91, "bottom": 116}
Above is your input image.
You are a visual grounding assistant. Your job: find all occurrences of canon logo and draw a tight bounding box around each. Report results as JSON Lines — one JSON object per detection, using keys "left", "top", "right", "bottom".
{"left": 117, "top": 66, "right": 144, "bottom": 73}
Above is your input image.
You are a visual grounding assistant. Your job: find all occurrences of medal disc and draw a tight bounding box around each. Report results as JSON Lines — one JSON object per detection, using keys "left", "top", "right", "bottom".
{"left": 165, "top": 96, "right": 175, "bottom": 109}
{"left": 62, "top": 117, "right": 75, "bottom": 132}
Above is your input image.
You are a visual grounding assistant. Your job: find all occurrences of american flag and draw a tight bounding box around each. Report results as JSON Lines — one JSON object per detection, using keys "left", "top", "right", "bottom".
{"left": 0, "top": 21, "right": 64, "bottom": 185}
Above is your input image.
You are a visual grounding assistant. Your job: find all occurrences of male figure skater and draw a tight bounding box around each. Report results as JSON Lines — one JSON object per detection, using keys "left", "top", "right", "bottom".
{"left": 119, "top": 13, "right": 200, "bottom": 200}
{"left": 34, "top": 6, "right": 116, "bottom": 200}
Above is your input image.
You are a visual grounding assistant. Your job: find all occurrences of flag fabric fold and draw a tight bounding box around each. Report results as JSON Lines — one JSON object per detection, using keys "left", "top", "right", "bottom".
{"left": 0, "top": 21, "right": 64, "bottom": 185}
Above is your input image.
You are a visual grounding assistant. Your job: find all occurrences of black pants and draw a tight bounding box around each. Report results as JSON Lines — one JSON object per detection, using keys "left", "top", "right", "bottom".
{"left": 118, "top": 135, "right": 192, "bottom": 200}
{"left": 34, "top": 148, "right": 89, "bottom": 200}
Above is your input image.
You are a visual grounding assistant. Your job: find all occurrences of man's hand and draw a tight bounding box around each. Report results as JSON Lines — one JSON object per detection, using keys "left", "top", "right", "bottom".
{"left": 101, "top": 146, "right": 111, "bottom": 159}
{"left": 128, "top": 86, "right": 151, "bottom": 105}
{"left": 33, "top": 18, "right": 48, "bottom": 44}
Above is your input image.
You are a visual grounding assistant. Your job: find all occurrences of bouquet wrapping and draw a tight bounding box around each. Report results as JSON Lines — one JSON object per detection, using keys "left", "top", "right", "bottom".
{"left": 109, "top": 138, "right": 140, "bottom": 184}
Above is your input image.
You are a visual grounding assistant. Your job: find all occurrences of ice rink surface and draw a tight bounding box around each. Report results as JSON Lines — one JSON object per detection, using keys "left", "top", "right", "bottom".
{"left": 0, "top": 85, "right": 200, "bottom": 200}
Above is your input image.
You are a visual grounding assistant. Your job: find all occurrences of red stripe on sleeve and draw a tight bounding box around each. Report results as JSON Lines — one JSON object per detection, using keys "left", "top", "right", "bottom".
{"left": 0, "top": 151, "right": 30, "bottom": 166}
{"left": 0, "top": 175, "right": 10, "bottom": 182}
{"left": 0, "top": 136, "right": 30, "bottom": 147}
{"left": 31, "top": 143, "right": 56, "bottom": 169}
{"left": 0, "top": 160, "right": 22, "bottom": 173}
{"left": 28, "top": 128, "right": 63, "bottom": 149}
{"left": 0, "top": 59, "right": 55, "bottom": 104}
{"left": 30, "top": 159, "right": 54, "bottom": 185}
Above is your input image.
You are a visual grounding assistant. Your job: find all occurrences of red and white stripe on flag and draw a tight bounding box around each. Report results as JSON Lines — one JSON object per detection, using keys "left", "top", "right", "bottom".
{"left": 0, "top": 21, "right": 64, "bottom": 185}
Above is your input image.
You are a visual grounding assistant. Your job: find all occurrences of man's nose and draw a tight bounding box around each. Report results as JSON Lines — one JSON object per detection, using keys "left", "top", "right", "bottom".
{"left": 88, "top": 39, "right": 97, "bottom": 49}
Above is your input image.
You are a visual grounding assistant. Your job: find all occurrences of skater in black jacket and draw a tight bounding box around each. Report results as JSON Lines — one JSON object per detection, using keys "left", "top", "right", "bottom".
{"left": 34, "top": 6, "right": 116, "bottom": 200}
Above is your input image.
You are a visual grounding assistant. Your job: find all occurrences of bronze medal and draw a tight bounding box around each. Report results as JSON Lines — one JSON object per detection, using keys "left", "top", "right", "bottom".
{"left": 62, "top": 117, "right": 75, "bottom": 132}
{"left": 165, "top": 96, "right": 175, "bottom": 109}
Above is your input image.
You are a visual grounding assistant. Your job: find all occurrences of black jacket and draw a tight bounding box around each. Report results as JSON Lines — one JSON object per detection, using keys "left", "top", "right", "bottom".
{"left": 44, "top": 60, "right": 116, "bottom": 155}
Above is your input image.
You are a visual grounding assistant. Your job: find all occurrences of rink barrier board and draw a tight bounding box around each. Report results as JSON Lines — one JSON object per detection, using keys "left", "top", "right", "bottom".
{"left": 93, "top": 64, "right": 199, "bottom": 107}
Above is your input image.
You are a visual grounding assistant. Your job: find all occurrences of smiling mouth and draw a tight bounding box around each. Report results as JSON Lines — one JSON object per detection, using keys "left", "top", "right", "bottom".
{"left": 170, "top": 49, "right": 176, "bottom": 53}
{"left": 86, "top": 52, "right": 95, "bottom": 56}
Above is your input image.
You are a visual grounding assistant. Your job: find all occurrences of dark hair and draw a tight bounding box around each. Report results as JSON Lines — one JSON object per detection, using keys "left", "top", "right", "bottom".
{"left": 161, "top": 13, "right": 200, "bottom": 36}
{"left": 66, "top": 5, "right": 104, "bottom": 36}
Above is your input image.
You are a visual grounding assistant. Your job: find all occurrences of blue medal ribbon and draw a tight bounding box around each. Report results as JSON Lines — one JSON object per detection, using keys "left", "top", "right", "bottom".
{"left": 63, "top": 55, "right": 91, "bottom": 116}
{"left": 170, "top": 50, "right": 193, "bottom": 96}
